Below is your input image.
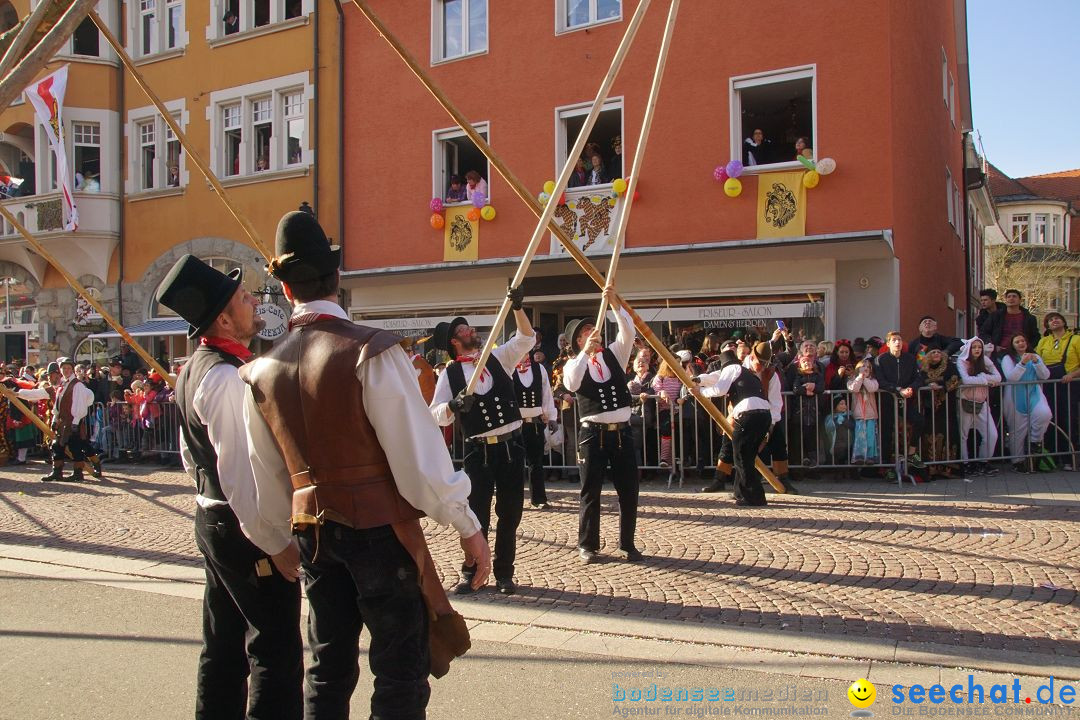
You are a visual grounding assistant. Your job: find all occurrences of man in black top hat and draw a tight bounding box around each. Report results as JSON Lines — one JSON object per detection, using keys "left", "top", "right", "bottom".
{"left": 561, "top": 287, "right": 642, "bottom": 563}
{"left": 430, "top": 293, "right": 535, "bottom": 595}
{"left": 158, "top": 254, "right": 303, "bottom": 720}
{"left": 695, "top": 350, "right": 773, "bottom": 507}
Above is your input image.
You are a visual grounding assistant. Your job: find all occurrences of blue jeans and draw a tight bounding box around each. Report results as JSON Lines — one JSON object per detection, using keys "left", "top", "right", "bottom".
{"left": 297, "top": 522, "right": 430, "bottom": 720}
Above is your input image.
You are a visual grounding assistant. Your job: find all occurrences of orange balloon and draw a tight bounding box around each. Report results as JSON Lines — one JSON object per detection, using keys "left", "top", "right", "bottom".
{"left": 467, "top": 207, "right": 481, "bottom": 222}
{"left": 430, "top": 213, "right": 444, "bottom": 229}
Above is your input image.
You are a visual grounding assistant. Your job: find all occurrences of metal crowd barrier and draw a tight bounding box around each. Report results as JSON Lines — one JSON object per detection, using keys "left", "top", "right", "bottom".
{"left": 87, "top": 400, "right": 182, "bottom": 461}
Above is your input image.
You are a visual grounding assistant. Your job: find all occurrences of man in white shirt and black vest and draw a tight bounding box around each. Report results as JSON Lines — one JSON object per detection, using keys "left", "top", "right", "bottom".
{"left": 561, "top": 286, "right": 642, "bottom": 564}
{"left": 695, "top": 350, "right": 774, "bottom": 507}
{"left": 514, "top": 353, "right": 558, "bottom": 508}
{"left": 157, "top": 255, "right": 304, "bottom": 719}
{"left": 431, "top": 291, "right": 535, "bottom": 595}
{"left": 36, "top": 357, "right": 101, "bottom": 483}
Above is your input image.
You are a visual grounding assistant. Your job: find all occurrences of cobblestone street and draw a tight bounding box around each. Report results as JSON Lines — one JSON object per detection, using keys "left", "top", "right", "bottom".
{"left": 1, "top": 462, "right": 1077, "bottom": 659}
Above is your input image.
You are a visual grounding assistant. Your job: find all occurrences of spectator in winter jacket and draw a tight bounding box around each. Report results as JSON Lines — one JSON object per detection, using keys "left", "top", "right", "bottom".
{"left": 975, "top": 289, "right": 1005, "bottom": 344}
{"left": 875, "top": 331, "right": 925, "bottom": 467}
{"left": 847, "top": 357, "right": 880, "bottom": 463}
{"left": 908, "top": 315, "right": 962, "bottom": 361}
{"left": 979, "top": 289, "right": 1039, "bottom": 353}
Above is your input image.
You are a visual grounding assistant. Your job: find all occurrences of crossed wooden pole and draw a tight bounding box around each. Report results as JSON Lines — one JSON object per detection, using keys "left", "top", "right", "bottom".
{"left": 351, "top": 0, "right": 782, "bottom": 491}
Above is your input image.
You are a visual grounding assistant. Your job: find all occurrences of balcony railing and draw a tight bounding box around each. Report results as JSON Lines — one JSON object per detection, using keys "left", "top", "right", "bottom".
{"left": 0, "top": 190, "right": 120, "bottom": 238}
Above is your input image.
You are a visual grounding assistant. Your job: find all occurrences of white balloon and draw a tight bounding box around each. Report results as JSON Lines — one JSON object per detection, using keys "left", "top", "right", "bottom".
{"left": 816, "top": 157, "right": 837, "bottom": 176}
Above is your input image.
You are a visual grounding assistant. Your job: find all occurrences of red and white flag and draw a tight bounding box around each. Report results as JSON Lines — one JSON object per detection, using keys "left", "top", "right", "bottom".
{"left": 24, "top": 66, "right": 78, "bottom": 231}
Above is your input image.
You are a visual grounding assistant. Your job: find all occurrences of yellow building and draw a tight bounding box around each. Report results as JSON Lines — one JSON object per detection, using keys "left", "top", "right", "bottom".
{"left": 0, "top": 0, "right": 341, "bottom": 367}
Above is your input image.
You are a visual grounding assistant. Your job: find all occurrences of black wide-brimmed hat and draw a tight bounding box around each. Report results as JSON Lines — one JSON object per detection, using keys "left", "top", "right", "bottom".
{"left": 563, "top": 318, "right": 595, "bottom": 354}
{"left": 268, "top": 211, "right": 341, "bottom": 283}
{"left": 155, "top": 254, "right": 242, "bottom": 338}
{"left": 433, "top": 317, "right": 468, "bottom": 355}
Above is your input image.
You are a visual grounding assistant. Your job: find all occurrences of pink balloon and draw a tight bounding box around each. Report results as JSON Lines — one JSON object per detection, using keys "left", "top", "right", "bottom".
{"left": 713, "top": 165, "right": 728, "bottom": 183}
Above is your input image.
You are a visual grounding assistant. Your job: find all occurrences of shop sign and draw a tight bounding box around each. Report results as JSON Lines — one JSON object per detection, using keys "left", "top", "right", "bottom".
{"left": 256, "top": 303, "right": 289, "bottom": 341}
{"left": 637, "top": 303, "right": 821, "bottom": 323}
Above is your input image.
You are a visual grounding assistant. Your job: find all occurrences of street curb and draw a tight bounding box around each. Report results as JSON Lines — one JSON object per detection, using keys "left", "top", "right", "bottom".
{"left": 2, "top": 542, "right": 1077, "bottom": 682}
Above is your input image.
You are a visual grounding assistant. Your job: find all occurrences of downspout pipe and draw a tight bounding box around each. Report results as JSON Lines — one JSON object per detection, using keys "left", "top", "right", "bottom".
{"left": 115, "top": 0, "right": 125, "bottom": 326}
{"left": 312, "top": 0, "right": 319, "bottom": 216}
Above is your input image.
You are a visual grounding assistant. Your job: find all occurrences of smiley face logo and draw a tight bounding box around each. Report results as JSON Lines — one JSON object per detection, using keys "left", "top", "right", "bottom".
{"left": 848, "top": 678, "right": 876, "bottom": 714}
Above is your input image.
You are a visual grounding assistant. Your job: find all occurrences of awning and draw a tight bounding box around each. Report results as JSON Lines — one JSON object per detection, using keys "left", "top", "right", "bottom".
{"left": 87, "top": 318, "right": 189, "bottom": 340}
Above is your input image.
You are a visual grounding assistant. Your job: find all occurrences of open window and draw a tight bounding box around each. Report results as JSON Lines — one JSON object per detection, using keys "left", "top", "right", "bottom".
{"left": 73, "top": 122, "right": 101, "bottom": 192}
{"left": 434, "top": 123, "right": 489, "bottom": 204}
{"left": 251, "top": 97, "right": 272, "bottom": 172}
{"left": 72, "top": 17, "right": 100, "bottom": 56}
{"left": 557, "top": 99, "right": 622, "bottom": 188}
{"left": 730, "top": 66, "right": 815, "bottom": 170}
{"left": 222, "top": 104, "right": 241, "bottom": 177}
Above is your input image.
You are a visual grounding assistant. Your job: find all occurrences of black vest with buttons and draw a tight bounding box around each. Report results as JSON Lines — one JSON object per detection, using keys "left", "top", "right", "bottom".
{"left": 575, "top": 347, "right": 632, "bottom": 418}
{"left": 727, "top": 365, "right": 768, "bottom": 410}
{"left": 513, "top": 360, "right": 543, "bottom": 409}
{"left": 446, "top": 355, "right": 522, "bottom": 438}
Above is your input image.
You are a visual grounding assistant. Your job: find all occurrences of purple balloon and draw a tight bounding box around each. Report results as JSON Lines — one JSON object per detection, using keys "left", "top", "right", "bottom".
{"left": 471, "top": 193, "right": 486, "bottom": 209}
{"left": 725, "top": 160, "right": 744, "bottom": 179}
{"left": 713, "top": 165, "right": 728, "bottom": 183}
{"left": 429, "top": 197, "right": 443, "bottom": 213}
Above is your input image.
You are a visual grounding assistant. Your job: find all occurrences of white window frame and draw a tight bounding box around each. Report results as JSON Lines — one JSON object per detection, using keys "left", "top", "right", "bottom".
{"left": 131, "top": 0, "right": 189, "bottom": 59}
{"left": 556, "top": 0, "right": 622, "bottom": 35}
{"left": 729, "top": 65, "right": 817, "bottom": 175}
{"left": 137, "top": 120, "right": 156, "bottom": 190}
{"left": 953, "top": 181, "right": 962, "bottom": 237}
{"left": 72, "top": 121, "right": 102, "bottom": 191}
{"left": 948, "top": 71, "right": 956, "bottom": 127}
{"left": 30, "top": 0, "right": 116, "bottom": 61}
{"left": 945, "top": 168, "right": 954, "bottom": 227}
{"left": 431, "top": 0, "right": 488, "bottom": 64}
{"left": 1033, "top": 213, "right": 1048, "bottom": 245}
{"left": 1050, "top": 213, "right": 1061, "bottom": 246}
{"left": 207, "top": 72, "right": 312, "bottom": 180}
{"left": 36, "top": 108, "right": 117, "bottom": 195}
{"left": 1065, "top": 279, "right": 1074, "bottom": 313}
{"left": 206, "top": 0, "right": 312, "bottom": 42}
{"left": 941, "top": 48, "right": 949, "bottom": 108}
{"left": 126, "top": 100, "right": 188, "bottom": 194}
{"left": 1010, "top": 213, "right": 1030, "bottom": 244}
{"left": 555, "top": 98, "right": 623, "bottom": 188}
{"left": 432, "top": 122, "right": 490, "bottom": 205}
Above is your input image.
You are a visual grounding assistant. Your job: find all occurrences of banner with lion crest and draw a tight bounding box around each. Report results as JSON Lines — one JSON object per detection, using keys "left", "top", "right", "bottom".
{"left": 547, "top": 191, "right": 624, "bottom": 256}
{"left": 444, "top": 206, "right": 479, "bottom": 261}
{"left": 756, "top": 171, "right": 806, "bottom": 239}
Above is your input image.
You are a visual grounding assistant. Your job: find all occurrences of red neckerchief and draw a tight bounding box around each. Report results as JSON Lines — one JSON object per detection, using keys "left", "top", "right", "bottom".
{"left": 200, "top": 335, "right": 254, "bottom": 363}
{"left": 516, "top": 360, "right": 532, "bottom": 374}
{"left": 288, "top": 312, "right": 340, "bottom": 330}
{"left": 455, "top": 354, "right": 489, "bottom": 383}
{"left": 589, "top": 353, "right": 608, "bottom": 382}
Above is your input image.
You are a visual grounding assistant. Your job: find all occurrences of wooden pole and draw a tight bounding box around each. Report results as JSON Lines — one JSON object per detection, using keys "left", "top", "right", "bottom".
{"left": 87, "top": 9, "right": 272, "bottom": 262}
{"left": 594, "top": 0, "right": 679, "bottom": 332}
{"left": 0, "top": 0, "right": 99, "bottom": 112}
{"left": 350, "top": 0, "right": 782, "bottom": 491}
{"left": 0, "top": 0, "right": 53, "bottom": 81}
{"left": 457, "top": 0, "right": 653, "bottom": 396}
{"left": 0, "top": 204, "right": 175, "bottom": 388}
{"left": 0, "top": 383, "right": 53, "bottom": 443}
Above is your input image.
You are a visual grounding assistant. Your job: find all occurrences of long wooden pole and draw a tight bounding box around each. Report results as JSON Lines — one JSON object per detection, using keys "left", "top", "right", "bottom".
{"left": 0, "top": 0, "right": 53, "bottom": 81}
{"left": 0, "top": 383, "right": 53, "bottom": 442}
{"left": 350, "top": 0, "right": 782, "bottom": 491}
{"left": 594, "top": 0, "right": 678, "bottom": 333}
{"left": 459, "top": 0, "right": 653, "bottom": 396}
{"left": 0, "top": 0, "right": 98, "bottom": 111}
{"left": 88, "top": 9, "right": 272, "bottom": 262}
{"left": 0, "top": 205, "right": 175, "bottom": 388}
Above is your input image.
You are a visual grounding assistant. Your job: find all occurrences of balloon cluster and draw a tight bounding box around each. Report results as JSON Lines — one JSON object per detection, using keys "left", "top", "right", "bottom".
{"left": 713, "top": 160, "right": 744, "bottom": 197}
{"left": 429, "top": 193, "right": 496, "bottom": 229}
{"left": 797, "top": 155, "right": 837, "bottom": 189}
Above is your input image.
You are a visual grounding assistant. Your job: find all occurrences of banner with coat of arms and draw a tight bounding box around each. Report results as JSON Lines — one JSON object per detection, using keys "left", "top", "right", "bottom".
{"left": 755, "top": 171, "right": 807, "bottom": 239}
{"left": 548, "top": 190, "right": 624, "bottom": 256}
{"left": 444, "top": 206, "right": 479, "bottom": 261}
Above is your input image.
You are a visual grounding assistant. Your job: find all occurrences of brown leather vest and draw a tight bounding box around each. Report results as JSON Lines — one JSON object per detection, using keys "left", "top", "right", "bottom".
{"left": 240, "top": 318, "right": 423, "bottom": 530}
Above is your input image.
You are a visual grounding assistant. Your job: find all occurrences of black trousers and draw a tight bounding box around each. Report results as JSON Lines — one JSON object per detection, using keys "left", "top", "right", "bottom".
{"left": 732, "top": 411, "right": 772, "bottom": 506}
{"left": 193, "top": 505, "right": 303, "bottom": 720}
{"left": 758, "top": 419, "right": 788, "bottom": 464}
{"left": 576, "top": 425, "right": 639, "bottom": 552}
{"left": 879, "top": 394, "right": 925, "bottom": 461}
{"left": 297, "top": 522, "right": 430, "bottom": 720}
{"left": 461, "top": 437, "right": 525, "bottom": 582}
{"left": 520, "top": 419, "right": 548, "bottom": 505}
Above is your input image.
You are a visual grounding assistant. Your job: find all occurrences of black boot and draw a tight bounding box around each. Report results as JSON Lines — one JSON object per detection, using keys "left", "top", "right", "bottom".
{"left": 40, "top": 463, "right": 64, "bottom": 482}
{"left": 69, "top": 466, "right": 86, "bottom": 483}
{"left": 700, "top": 476, "right": 728, "bottom": 493}
{"left": 779, "top": 474, "right": 800, "bottom": 495}
{"left": 89, "top": 455, "right": 103, "bottom": 479}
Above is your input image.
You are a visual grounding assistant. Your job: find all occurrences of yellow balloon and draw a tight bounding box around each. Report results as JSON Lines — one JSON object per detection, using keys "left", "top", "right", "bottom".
{"left": 612, "top": 178, "right": 628, "bottom": 195}
{"left": 480, "top": 205, "right": 496, "bottom": 221}
{"left": 723, "top": 178, "right": 742, "bottom": 197}
{"left": 803, "top": 170, "right": 821, "bottom": 189}
{"left": 543, "top": 180, "right": 556, "bottom": 195}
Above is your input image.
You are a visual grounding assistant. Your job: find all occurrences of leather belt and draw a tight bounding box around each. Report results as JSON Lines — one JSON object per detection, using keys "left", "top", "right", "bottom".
{"left": 467, "top": 428, "right": 522, "bottom": 445}
{"left": 583, "top": 421, "right": 629, "bottom": 431}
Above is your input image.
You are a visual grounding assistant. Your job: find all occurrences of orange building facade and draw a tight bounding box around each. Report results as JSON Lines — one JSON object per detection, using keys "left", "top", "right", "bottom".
{"left": 340, "top": 0, "right": 982, "bottom": 348}
{"left": 0, "top": 0, "right": 341, "bottom": 365}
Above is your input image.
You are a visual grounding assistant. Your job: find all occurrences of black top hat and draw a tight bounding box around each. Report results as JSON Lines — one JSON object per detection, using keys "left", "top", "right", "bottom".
{"left": 563, "top": 318, "right": 594, "bottom": 355}
{"left": 268, "top": 211, "right": 341, "bottom": 283}
{"left": 717, "top": 350, "right": 740, "bottom": 369}
{"left": 433, "top": 317, "right": 468, "bottom": 355}
{"left": 155, "top": 254, "right": 242, "bottom": 338}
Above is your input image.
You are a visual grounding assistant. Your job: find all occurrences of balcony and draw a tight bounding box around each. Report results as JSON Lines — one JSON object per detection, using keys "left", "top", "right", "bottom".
{"left": 0, "top": 191, "right": 119, "bottom": 284}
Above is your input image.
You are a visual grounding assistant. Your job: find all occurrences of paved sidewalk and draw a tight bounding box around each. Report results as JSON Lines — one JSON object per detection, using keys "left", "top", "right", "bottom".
{"left": 1, "top": 461, "right": 1078, "bottom": 678}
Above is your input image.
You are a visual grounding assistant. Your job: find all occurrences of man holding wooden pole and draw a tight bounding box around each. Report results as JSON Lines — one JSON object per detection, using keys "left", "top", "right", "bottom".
{"left": 430, "top": 289, "right": 535, "bottom": 595}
